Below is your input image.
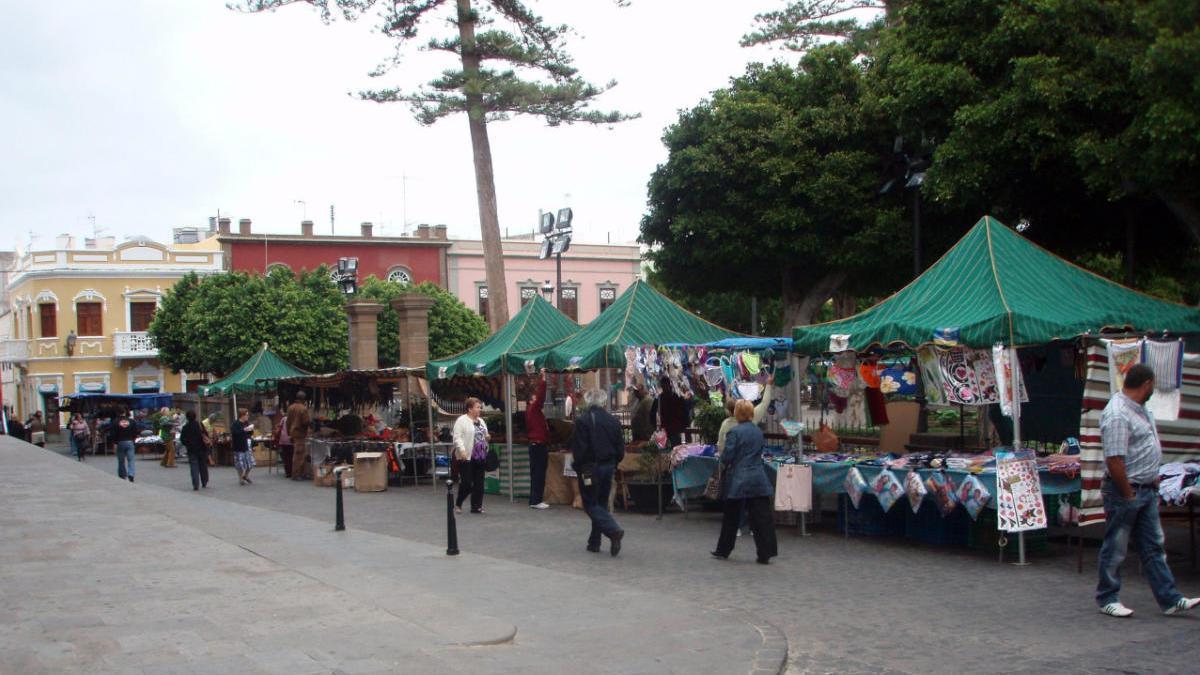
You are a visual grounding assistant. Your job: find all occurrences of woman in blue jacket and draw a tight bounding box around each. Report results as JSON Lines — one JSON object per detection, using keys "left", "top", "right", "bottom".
{"left": 711, "top": 400, "right": 778, "bottom": 563}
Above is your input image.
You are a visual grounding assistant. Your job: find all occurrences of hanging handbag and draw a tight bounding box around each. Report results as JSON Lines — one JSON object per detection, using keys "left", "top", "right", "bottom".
{"left": 484, "top": 447, "right": 500, "bottom": 472}
{"left": 703, "top": 463, "right": 724, "bottom": 500}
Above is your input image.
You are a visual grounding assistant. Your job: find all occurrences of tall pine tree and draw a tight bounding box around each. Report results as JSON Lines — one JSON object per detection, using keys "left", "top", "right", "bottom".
{"left": 234, "top": 0, "right": 636, "bottom": 330}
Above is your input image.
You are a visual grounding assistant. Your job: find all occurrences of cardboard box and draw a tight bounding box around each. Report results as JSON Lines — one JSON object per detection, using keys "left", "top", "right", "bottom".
{"left": 354, "top": 452, "right": 387, "bottom": 492}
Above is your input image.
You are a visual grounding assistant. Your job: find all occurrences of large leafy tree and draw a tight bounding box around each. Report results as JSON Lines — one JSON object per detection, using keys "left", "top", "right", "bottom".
{"left": 641, "top": 46, "right": 905, "bottom": 329}
{"left": 870, "top": 0, "right": 1200, "bottom": 278}
{"left": 150, "top": 266, "right": 348, "bottom": 376}
{"left": 358, "top": 276, "right": 489, "bottom": 365}
{"left": 234, "top": 0, "right": 636, "bottom": 331}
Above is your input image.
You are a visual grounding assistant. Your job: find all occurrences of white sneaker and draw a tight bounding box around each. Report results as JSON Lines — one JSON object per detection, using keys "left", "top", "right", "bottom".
{"left": 1100, "top": 602, "right": 1134, "bottom": 618}
{"left": 530, "top": 502, "right": 550, "bottom": 510}
{"left": 1163, "top": 598, "right": 1200, "bottom": 616}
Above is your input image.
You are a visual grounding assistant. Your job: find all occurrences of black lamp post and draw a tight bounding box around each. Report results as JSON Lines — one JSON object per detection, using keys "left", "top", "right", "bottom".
{"left": 538, "top": 208, "right": 573, "bottom": 309}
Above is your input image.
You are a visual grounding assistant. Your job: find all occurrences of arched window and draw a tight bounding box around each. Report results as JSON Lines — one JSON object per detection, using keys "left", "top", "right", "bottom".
{"left": 386, "top": 267, "right": 413, "bottom": 285}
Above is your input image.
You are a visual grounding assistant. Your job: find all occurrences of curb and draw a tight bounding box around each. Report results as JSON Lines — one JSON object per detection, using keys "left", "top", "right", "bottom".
{"left": 713, "top": 607, "right": 790, "bottom": 675}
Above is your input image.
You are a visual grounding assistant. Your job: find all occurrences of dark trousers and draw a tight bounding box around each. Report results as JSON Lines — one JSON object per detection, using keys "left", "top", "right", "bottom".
{"left": 715, "top": 496, "right": 778, "bottom": 560}
{"left": 455, "top": 459, "right": 486, "bottom": 511}
{"left": 278, "top": 444, "right": 294, "bottom": 477}
{"left": 528, "top": 443, "right": 549, "bottom": 505}
{"left": 578, "top": 463, "right": 621, "bottom": 548}
{"left": 189, "top": 452, "right": 210, "bottom": 489}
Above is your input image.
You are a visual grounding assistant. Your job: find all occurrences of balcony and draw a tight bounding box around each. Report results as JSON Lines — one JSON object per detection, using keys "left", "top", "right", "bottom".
{"left": 0, "top": 339, "right": 29, "bottom": 364}
{"left": 113, "top": 331, "right": 158, "bottom": 362}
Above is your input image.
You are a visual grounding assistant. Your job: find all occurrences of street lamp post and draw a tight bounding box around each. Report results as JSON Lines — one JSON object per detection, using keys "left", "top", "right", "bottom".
{"left": 538, "top": 208, "right": 573, "bottom": 309}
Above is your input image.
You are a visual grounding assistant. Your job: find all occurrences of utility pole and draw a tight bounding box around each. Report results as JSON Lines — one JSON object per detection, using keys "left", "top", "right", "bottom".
{"left": 330, "top": 205, "right": 335, "bottom": 235}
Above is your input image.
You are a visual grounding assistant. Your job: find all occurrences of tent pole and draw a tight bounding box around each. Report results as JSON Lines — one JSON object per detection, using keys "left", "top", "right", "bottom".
{"left": 1009, "top": 344, "right": 1030, "bottom": 567}
{"left": 426, "top": 377, "right": 436, "bottom": 492}
{"left": 505, "top": 373, "right": 514, "bottom": 504}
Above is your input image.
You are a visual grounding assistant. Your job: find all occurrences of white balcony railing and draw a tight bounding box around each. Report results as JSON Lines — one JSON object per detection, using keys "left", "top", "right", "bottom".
{"left": 112, "top": 331, "right": 157, "bottom": 359}
{"left": 0, "top": 339, "right": 29, "bottom": 363}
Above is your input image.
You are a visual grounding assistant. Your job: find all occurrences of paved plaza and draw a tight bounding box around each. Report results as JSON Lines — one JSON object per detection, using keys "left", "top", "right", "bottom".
{"left": 4, "top": 438, "right": 1199, "bottom": 674}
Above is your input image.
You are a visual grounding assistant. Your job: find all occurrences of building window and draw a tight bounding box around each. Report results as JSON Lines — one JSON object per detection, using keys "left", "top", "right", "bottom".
{"left": 387, "top": 267, "right": 413, "bottom": 285}
{"left": 519, "top": 287, "right": 537, "bottom": 307}
{"left": 599, "top": 287, "right": 617, "bottom": 314}
{"left": 477, "top": 286, "right": 489, "bottom": 324}
{"left": 39, "top": 303, "right": 57, "bottom": 338}
{"left": 559, "top": 287, "right": 578, "bottom": 322}
{"left": 76, "top": 302, "right": 103, "bottom": 337}
{"left": 129, "top": 302, "right": 157, "bottom": 332}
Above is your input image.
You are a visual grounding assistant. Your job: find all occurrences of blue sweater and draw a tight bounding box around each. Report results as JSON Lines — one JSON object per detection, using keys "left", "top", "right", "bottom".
{"left": 721, "top": 422, "right": 773, "bottom": 499}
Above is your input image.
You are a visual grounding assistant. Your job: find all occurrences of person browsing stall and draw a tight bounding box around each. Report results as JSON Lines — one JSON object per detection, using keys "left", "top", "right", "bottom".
{"left": 286, "top": 392, "right": 312, "bottom": 481}
{"left": 452, "top": 397, "right": 490, "bottom": 514}
{"left": 526, "top": 370, "right": 551, "bottom": 510}
{"left": 711, "top": 400, "right": 778, "bottom": 564}
{"left": 572, "top": 388, "right": 625, "bottom": 557}
{"left": 231, "top": 408, "right": 256, "bottom": 486}
{"left": 1096, "top": 364, "right": 1198, "bottom": 618}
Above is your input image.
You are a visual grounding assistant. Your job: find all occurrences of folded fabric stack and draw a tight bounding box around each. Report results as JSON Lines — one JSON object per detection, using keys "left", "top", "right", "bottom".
{"left": 668, "top": 443, "right": 713, "bottom": 468}
{"left": 1159, "top": 462, "right": 1200, "bottom": 506}
{"left": 1037, "top": 453, "right": 1082, "bottom": 477}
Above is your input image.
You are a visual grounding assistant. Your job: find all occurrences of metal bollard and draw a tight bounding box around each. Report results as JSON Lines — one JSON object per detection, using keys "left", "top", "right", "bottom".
{"left": 334, "top": 466, "right": 347, "bottom": 531}
{"left": 446, "top": 479, "right": 459, "bottom": 555}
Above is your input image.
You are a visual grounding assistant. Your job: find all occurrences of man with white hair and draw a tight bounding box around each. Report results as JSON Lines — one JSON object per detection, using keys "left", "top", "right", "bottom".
{"left": 572, "top": 388, "right": 625, "bottom": 556}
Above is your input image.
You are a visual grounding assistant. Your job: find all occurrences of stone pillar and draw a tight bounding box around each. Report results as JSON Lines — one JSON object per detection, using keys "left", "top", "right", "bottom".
{"left": 390, "top": 294, "right": 436, "bottom": 368}
{"left": 345, "top": 299, "right": 384, "bottom": 371}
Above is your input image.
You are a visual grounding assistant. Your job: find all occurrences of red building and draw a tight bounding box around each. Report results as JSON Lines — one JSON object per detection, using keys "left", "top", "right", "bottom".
{"left": 218, "top": 218, "right": 450, "bottom": 286}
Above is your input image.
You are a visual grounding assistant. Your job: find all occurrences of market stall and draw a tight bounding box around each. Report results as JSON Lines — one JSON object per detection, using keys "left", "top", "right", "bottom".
{"left": 275, "top": 366, "right": 445, "bottom": 490}
{"left": 789, "top": 216, "right": 1200, "bottom": 561}
{"left": 507, "top": 280, "right": 745, "bottom": 514}
{"left": 198, "top": 344, "right": 310, "bottom": 469}
{"left": 427, "top": 294, "right": 580, "bottom": 502}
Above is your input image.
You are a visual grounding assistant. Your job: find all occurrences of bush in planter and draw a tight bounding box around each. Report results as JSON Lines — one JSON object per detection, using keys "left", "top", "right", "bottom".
{"left": 692, "top": 400, "right": 727, "bottom": 445}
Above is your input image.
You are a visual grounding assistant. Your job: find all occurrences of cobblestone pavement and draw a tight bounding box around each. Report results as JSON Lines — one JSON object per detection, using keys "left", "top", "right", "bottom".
{"left": 58, "top": 444, "right": 1200, "bottom": 673}
{"left": 4, "top": 439, "right": 780, "bottom": 675}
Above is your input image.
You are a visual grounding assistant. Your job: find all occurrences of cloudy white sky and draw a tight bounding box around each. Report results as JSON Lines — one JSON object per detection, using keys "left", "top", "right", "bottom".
{"left": 0, "top": 0, "right": 799, "bottom": 250}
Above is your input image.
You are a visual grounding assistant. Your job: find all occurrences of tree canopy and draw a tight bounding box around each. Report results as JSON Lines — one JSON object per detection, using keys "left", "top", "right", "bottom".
{"left": 641, "top": 45, "right": 906, "bottom": 328}
{"left": 150, "top": 267, "right": 348, "bottom": 377}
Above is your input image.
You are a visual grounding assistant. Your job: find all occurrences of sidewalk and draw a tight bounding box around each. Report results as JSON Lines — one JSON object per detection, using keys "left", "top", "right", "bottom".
{"left": 0, "top": 436, "right": 785, "bottom": 675}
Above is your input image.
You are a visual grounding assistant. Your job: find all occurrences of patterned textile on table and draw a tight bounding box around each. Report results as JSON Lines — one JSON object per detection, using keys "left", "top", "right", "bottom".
{"left": 1078, "top": 343, "right": 1200, "bottom": 527}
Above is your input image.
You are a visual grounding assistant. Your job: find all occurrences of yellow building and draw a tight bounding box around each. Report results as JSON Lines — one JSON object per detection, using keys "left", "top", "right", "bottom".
{"left": 1, "top": 233, "right": 223, "bottom": 429}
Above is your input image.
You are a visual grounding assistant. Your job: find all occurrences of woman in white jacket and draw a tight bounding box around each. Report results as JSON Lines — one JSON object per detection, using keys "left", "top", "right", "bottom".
{"left": 452, "top": 397, "right": 490, "bottom": 514}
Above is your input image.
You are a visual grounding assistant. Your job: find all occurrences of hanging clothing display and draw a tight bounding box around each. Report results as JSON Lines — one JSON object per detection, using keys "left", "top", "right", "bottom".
{"left": 916, "top": 345, "right": 1007, "bottom": 405}
{"left": 880, "top": 363, "right": 918, "bottom": 396}
{"left": 1104, "top": 338, "right": 1142, "bottom": 395}
{"left": 1143, "top": 339, "right": 1184, "bottom": 390}
{"left": 774, "top": 464, "right": 812, "bottom": 512}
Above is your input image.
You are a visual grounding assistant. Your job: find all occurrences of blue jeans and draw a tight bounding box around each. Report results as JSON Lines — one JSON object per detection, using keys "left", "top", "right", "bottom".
{"left": 578, "top": 462, "right": 621, "bottom": 548}
{"left": 116, "top": 441, "right": 135, "bottom": 480}
{"left": 1096, "top": 483, "right": 1183, "bottom": 610}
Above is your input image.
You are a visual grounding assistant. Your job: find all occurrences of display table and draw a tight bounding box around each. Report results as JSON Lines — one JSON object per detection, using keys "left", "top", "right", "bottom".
{"left": 392, "top": 442, "right": 453, "bottom": 486}
{"left": 671, "top": 456, "right": 1081, "bottom": 510}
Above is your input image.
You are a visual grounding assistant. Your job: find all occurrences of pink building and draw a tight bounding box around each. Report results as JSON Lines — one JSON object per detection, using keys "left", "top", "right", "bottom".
{"left": 447, "top": 236, "right": 641, "bottom": 325}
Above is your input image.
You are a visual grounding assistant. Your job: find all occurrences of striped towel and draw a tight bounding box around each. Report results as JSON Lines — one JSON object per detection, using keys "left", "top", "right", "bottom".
{"left": 1143, "top": 339, "right": 1183, "bottom": 391}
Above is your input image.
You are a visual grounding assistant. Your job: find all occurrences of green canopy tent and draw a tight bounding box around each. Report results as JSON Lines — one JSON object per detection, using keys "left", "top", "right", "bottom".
{"left": 426, "top": 294, "right": 578, "bottom": 504}
{"left": 791, "top": 216, "right": 1200, "bottom": 564}
{"left": 509, "top": 279, "right": 743, "bottom": 373}
{"left": 198, "top": 343, "right": 311, "bottom": 414}
{"left": 792, "top": 216, "right": 1200, "bottom": 355}
{"left": 426, "top": 294, "right": 578, "bottom": 381}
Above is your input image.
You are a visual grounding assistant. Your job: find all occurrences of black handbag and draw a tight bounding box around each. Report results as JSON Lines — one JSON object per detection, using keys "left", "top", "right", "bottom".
{"left": 484, "top": 448, "right": 500, "bottom": 472}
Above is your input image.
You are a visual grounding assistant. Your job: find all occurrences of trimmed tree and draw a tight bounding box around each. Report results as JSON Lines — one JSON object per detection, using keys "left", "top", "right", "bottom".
{"left": 233, "top": 0, "right": 637, "bottom": 331}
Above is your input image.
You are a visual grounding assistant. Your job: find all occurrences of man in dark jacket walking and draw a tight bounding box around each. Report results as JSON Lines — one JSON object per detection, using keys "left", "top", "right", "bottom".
{"left": 572, "top": 388, "right": 625, "bottom": 556}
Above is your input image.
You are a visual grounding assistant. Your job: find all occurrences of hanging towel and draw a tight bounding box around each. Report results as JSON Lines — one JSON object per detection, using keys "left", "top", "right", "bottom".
{"left": 774, "top": 464, "right": 812, "bottom": 512}
{"left": 1105, "top": 338, "right": 1143, "bottom": 395}
{"left": 1143, "top": 339, "right": 1183, "bottom": 391}
{"left": 1146, "top": 388, "right": 1182, "bottom": 423}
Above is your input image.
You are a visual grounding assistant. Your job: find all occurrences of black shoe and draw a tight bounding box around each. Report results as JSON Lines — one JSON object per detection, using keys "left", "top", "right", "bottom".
{"left": 756, "top": 558, "right": 771, "bottom": 565}
{"left": 711, "top": 551, "right": 729, "bottom": 560}
{"left": 609, "top": 530, "right": 624, "bottom": 557}
{"left": 128, "top": 477, "right": 134, "bottom": 483}
{"left": 586, "top": 545, "right": 601, "bottom": 553}
{"left": 193, "top": 486, "right": 199, "bottom": 491}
